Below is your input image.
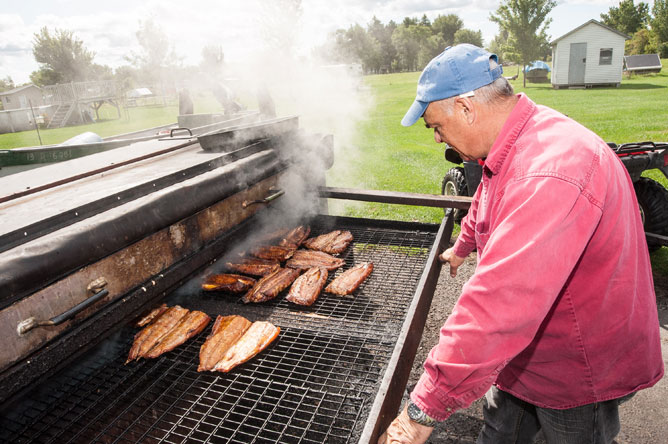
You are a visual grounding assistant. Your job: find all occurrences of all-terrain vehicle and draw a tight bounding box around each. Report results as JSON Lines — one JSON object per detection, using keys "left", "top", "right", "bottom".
{"left": 441, "top": 142, "right": 668, "bottom": 251}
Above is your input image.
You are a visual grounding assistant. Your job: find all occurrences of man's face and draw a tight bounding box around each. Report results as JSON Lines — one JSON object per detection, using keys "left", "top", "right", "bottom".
{"left": 422, "top": 99, "right": 481, "bottom": 161}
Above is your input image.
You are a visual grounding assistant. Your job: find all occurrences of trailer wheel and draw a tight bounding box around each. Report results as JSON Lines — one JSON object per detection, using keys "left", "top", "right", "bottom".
{"left": 441, "top": 167, "right": 468, "bottom": 222}
{"left": 634, "top": 177, "right": 668, "bottom": 252}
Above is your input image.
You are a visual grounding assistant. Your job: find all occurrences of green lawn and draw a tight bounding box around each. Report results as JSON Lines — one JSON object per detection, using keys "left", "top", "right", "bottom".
{"left": 0, "top": 95, "right": 227, "bottom": 149}
{"left": 1, "top": 65, "right": 666, "bottom": 269}
{"left": 326, "top": 62, "right": 668, "bottom": 270}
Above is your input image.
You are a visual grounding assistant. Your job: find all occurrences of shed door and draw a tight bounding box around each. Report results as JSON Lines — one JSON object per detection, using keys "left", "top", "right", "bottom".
{"left": 568, "top": 42, "right": 587, "bottom": 84}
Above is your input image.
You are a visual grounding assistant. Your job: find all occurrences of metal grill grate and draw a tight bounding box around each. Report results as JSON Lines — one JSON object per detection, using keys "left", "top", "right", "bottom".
{"left": 0, "top": 216, "right": 438, "bottom": 443}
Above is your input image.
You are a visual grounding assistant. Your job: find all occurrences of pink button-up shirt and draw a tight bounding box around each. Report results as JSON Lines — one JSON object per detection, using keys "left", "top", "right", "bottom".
{"left": 411, "top": 93, "right": 663, "bottom": 420}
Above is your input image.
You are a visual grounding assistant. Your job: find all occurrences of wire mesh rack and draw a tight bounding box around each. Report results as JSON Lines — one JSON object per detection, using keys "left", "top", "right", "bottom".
{"left": 0, "top": 216, "right": 439, "bottom": 443}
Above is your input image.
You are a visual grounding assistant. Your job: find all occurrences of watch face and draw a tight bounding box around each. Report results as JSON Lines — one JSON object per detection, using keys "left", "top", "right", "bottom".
{"left": 407, "top": 402, "right": 423, "bottom": 420}
{"left": 407, "top": 402, "right": 436, "bottom": 426}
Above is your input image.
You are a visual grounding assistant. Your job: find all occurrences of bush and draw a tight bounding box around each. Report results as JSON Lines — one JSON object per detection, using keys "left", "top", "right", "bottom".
{"left": 659, "top": 42, "right": 668, "bottom": 58}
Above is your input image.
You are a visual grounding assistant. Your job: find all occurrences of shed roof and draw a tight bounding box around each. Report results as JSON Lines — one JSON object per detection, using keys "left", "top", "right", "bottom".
{"left": 0, "top": 84, "right": 41, "bottom": 97}
{"left": 550, "top": 19, "right": 630, "bottom": 45}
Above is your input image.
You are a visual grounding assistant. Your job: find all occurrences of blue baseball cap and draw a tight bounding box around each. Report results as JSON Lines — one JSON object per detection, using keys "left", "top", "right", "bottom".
{"left": 401, "top": 44, "right": 503, "bottom": 127}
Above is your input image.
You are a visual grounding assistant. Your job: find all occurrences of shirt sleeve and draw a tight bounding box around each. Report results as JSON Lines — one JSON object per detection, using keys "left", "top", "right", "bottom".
{"left": 411, "top": 175, "right": 603, "bottom": 420}
{"left": 452, "top": 181, "right": 482, "bottom": 258}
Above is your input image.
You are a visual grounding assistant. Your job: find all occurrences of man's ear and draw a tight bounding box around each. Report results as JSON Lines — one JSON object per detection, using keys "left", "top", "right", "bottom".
{"left": 455, "top": 97, "right": 476, "bottom": 125}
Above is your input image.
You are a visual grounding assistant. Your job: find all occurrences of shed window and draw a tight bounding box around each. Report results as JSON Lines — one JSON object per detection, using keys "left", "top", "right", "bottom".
{"left": 599, "top": 48, "right": 613, "bottom": 65}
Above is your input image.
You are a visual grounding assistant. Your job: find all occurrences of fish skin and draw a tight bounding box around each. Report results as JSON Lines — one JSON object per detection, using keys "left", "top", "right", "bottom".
{"left": 286, "top": 267, "right": 328, "bottom": 306}
{"left": 279, "top": 225, "right": 311, "bottom": 248}
{"left": 303, "top": 230, "right": 353, "bottom": 254}
{"left": 286, "top": 250, "right": 345, "bottom": 271}
{"left": 202, "top": 274, "right": 257, "bottom": 293}
{"left": 198, "top": 315, "right": 252, "bottom": 372}
{"left": 325, "top": 262, "right": 374, "bottom": 295}
{"left": 213, "top": 321, "right": 280, "bottom": 373}
{"left": 226, "top": 257, "right": 281, "bottom": 277}
{"left": 126, "top": 305, "right": 189, "bottom": 363}
{"left": 144, "top": 311, "right": 211, "bottom": 359}
{"left": 135, "top": 303, "right": 168, "bottom": 327}
{"left": 250, "top": 245, "right": 296, "bottom": 262}
{"left": 242, "top": 267, "right": 301, "bottom": 303}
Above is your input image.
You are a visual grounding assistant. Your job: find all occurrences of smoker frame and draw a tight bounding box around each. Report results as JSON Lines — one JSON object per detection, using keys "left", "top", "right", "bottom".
{"left": 0, "top": 117, "right": 472, "bottom": 443}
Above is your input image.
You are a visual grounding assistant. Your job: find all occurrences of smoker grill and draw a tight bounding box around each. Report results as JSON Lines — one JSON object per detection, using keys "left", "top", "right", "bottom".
{"left": 0, "top": 116, "right": 469, "bottom": 443}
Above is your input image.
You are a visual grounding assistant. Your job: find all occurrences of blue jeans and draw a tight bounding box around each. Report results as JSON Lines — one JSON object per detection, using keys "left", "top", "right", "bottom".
{"left": 477, "top": 386, "right": 632, "bottom": 444}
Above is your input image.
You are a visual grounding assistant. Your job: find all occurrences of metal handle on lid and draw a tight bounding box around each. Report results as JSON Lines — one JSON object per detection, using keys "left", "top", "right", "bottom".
{"left": 242, "top": 189, "right": 285, "bottom": 208}
{"left": 169, "top": 127, "right": 193, "bottom": 138}
{"left": 17, "top": 278, "right": 109, "bottom": 336}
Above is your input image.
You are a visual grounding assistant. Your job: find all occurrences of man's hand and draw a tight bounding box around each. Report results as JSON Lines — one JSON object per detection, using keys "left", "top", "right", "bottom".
{"left": 439, "top": 247, "right": 465, "bottom": 277}
{"left": 377, "top": 405, "right": 434, "bottom": 444}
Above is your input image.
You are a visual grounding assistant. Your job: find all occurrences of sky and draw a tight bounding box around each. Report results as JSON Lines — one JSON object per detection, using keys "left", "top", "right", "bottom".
{"left": 0, "top": 0, "right": 642, "bottom": 84}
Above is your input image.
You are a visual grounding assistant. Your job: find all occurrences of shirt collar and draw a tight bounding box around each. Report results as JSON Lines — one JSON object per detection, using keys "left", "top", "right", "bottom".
{"left": 483, "top": 93, "right": 536, "bottom": 176}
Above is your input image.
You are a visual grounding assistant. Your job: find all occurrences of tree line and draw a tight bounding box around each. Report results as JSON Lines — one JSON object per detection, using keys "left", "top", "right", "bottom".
{"left": 327, "top": 14, "right": 484, "bottom": 74}
{"left": 601, "top": 0, "right": 668, "bottom": 57}
{"left": 1, "top": 0, "right": 666, "bottom": 97}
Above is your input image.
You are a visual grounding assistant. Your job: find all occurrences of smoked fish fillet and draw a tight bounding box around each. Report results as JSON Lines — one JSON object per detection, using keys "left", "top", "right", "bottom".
{"left": 279, "top": 225, "right": 311, "bottom": 248}
{"left": 286, "top": 267, "right": 328, "bottom": 306}
{"left": 198, "top": 315, "right": 252, "bottom": 372}
{"left": 250, "top": 245, "right": 296, "bottom": 262}
{"left": 126, "top": 305, "right": 189, "bottom": 363}
{"left": 135, "top": 303, "right": 168, "bottom": 327}
{"left": 213, "top": 321, "right": 280, "bottom": 372}
{"left": 286, "top": 250, "right": 345, "bottom": 271}
{"left": 226, "top": 257, "right": 280, "bottom": 276}
{"left": 242, "top": 267, "right": 301, "bottom": 303}
{"left": 202, "top": 274, "right": 257, "bottom": 293}
{"left": 325, "top": 262, "right": 374, "bottom": 295}
{"left": 144, "top": 310, "right": 211, "bottom": 359}
{"left": 303, "top": 230, "right": 353, "bottom": 254}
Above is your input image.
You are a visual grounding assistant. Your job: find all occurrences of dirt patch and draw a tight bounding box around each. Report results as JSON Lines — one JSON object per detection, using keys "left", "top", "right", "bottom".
{"left": 401, "top": 247, "right": 668, "bottom": 443}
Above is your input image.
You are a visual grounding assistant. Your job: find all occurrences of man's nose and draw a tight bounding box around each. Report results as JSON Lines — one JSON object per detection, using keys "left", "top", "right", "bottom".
{"left": 434, "top": 130, "right": 442, "bottom": 143}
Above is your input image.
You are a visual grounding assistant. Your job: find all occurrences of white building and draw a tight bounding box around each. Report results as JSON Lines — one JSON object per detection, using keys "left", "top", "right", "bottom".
{"left": 550, "top": 19, "right": 629, "bottom": 89}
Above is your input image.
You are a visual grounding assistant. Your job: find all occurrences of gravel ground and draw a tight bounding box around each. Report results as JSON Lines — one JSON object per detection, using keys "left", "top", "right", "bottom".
{"left": 400, "top": 246, "right": 668, "bottom": 444}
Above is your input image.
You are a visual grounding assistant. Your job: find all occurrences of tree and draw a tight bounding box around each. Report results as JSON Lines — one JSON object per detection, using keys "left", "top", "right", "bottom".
{"left": 652, "top": 0, "right": 668, "bottom": 42}
{"left": 625, "top": 28, "right": 658, "bottom": 54}
{"left": 488, "top": 30, "right": 510, "bottom": 62}
{"left": 257, "top": 0, "right": 303, "bottom": 55}
{"left": 432, "top": 14, "right": 464, "bottom": 46}
{"left": 454, "top": 29, "right": 484, "bottom": 47}
{"left": 601, "top": 0, "right": 649, "bottom": 35}
{"left": 31, "top": 27, "right": 95, "bottom": 85}
{"left": 200, "top": 45, "right": 225, "bottom": 77}
{"left": 392, "top": 23, "right": 431, "bottom": 71}
{"left": 367, "top": 16, "right": 397, "bottom": 73}
{"left": 0, "top": 76, "right": 14, "bottom": 110}
{"left": 0, "top": 76, "right": 15, "bottom": 92}
{"left": 126, "top": 19, "right": 180, "bottom": 86}
{"left": 490, "top": 0, "right": 556, "bottom": 87}
{"left": 334, "top": 24, "right": 382, "bottom": 73}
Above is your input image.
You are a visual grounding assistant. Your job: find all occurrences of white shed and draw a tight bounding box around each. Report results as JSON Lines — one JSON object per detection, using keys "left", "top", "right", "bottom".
{"left": 550, "top": 19, "right": 629, "bottom": 89}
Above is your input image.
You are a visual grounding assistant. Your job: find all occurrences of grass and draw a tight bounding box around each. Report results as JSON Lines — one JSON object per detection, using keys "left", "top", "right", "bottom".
{"left": 0, "top": 94, "right": 227, "bottom": 149}
{"left": 326, "top": 61, "right": 668, "bottom": 271}
{"left": 1, "top": 65, "right": 666, "bottom": 270}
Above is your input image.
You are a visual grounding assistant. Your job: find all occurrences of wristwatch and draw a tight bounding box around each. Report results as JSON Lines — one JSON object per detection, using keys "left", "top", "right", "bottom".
{"left": 406, "top": 401, "right": 439, "bottom": 427}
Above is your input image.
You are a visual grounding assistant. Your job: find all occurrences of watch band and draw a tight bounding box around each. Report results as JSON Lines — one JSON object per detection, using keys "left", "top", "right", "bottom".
{"left": 406, "top": 401, "right": 439, "bottom": 427}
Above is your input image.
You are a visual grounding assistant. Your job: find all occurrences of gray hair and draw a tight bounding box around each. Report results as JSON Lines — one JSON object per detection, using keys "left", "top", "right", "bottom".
{"left": 435, "top": 58, "right": 514, "bottom": 114}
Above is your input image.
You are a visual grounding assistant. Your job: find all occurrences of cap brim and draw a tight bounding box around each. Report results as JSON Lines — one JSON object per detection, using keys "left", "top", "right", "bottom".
{"left": 401, "top": 100, "right": 429, "bottom": 127}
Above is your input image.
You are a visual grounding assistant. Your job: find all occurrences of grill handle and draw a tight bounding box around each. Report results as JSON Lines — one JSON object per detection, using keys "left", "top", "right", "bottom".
{"left": 242, "top": 189, "right": 285, "bottom": 208}
{"left": 170, "top": 127, "right": 193, "bottom": 138}
{"left": 17, "top": 279, "right": 109, "bottom": 336}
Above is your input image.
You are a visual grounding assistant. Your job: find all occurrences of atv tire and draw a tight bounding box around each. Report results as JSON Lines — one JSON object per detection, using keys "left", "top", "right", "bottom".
{"left": 442, "top": 167, "right": 468, "bottom": 223}
{"left": 634, "top": 177, "right": 668, "bottom": 252}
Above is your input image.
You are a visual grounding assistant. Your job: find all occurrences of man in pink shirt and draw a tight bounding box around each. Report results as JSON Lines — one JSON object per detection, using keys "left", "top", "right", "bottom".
{"left": 378, "top": 44, "right": 663, "bottom": 444}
